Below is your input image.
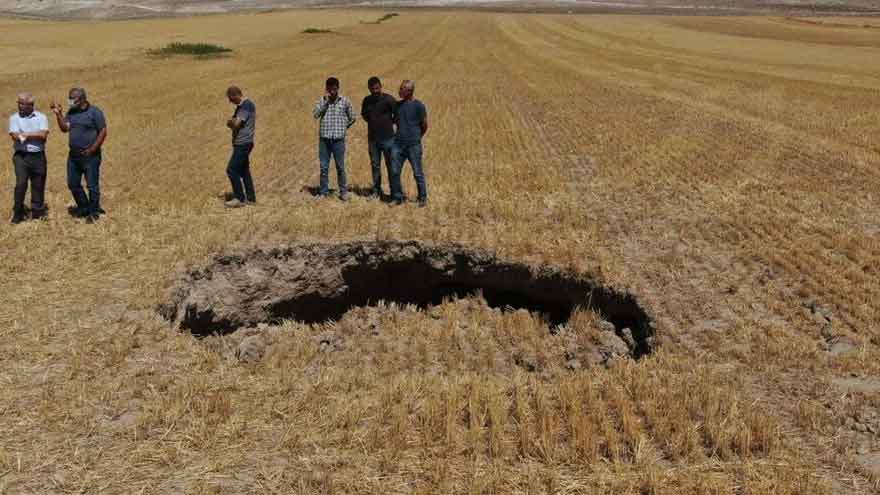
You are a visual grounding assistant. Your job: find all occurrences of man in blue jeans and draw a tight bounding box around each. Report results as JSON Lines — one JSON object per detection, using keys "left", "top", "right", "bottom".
{"left": 224, "top": 86, "right": 257, "bottom": 208}
{"left": 51, "top": 87, "right": 107, "bottom": 223}
{"left": 361, "top": 76, "right": 397, "bottom": 200}
{"left": 313, "top": 77, "right": 356, "bottom": 201}
{"left": 391, "top": 80, "right": 429, "bottom": 207}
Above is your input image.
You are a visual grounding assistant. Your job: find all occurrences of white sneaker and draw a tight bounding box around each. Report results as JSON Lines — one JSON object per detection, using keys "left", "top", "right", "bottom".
{"left": 224, "top": 199, "right": 245, "bottom": 208}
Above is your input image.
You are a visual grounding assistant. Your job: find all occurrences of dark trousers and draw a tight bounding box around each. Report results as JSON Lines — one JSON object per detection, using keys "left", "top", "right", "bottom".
{"left": 227, "top": 143, "right": 256, "bottom": 202}
{"left": 68, "top": 152, "right": 102, "bottom": 215}
{"left": 13, "top": 151, "right": 47, "bottom": 213}
{"left": 368, "top": 137, "right": 396, "bottom": 196}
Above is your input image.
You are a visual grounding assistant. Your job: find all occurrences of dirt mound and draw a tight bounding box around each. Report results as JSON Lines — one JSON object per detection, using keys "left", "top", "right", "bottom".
{"left": 159, "top": 240, "right": 655, "bottom": 357}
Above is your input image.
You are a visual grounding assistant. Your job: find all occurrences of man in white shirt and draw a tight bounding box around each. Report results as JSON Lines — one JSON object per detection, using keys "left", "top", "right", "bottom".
{"left": 8, "top": 93, "right": 49, "bottom": 223}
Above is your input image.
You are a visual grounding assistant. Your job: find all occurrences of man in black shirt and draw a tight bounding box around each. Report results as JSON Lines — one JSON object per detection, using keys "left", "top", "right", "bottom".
{"left": 360, "top": 77, "right": 397, "bottom": 200}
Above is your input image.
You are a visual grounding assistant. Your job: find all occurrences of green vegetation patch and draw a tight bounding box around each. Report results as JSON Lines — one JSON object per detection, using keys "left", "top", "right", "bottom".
{"left": 302, "top": 27, "right": 333, "bottom": 34}
{"left": 362, "top": 13, "right": 399, "bottom": 25}
{"left": 149, "top": 42, "right": 232, "bottom": 58}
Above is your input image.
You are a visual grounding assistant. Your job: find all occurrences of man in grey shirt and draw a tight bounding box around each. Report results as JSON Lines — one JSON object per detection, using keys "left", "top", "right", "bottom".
{"left": 224, "top": 86, "right": 256, "bottom": 208}
{"left": 50, "top": 87, "right": 107, "bottom": 223}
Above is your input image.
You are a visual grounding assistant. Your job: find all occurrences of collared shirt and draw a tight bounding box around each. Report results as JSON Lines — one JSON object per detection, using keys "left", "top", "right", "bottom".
{"left": 65, "top": 104, "right": 106, "bottom": 151}
{"left": 361, "top": 93, "right": 396, "bottom": 142}
{"left": 8, "top": 110, "right": 49, "bottom": 153}
{"left": 395, "top": 99, "right": 427, "bottom": 145}
{"left": 232, "top": 99, "right": 256, "bottom": 146}
{"left": 313, "top": 95, "right": 355, "bottom": 140}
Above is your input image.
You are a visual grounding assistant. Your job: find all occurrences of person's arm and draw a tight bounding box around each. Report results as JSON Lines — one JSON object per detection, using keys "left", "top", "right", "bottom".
{"left": 361, "top": 97, "right": 371, "bottom": 123}
{"left": 313, "top": 97, "right": 329, "bottom": 119}
{"left": 22, "top": 114, "right": 50, "bottom": 142}
{"left": 345, "top": 99, "right": 356, "bottom": 128}
{"left": 83, "top": 111, "right": 107, "bottom": 156}
{"left": 420, "top": 104, "right": 428, "bottom": 137}
{"left": 9, "top": 116, "right": 19, "bottom": 143}
{"left": 50, "top": 102, "right": 70, "bottom": 132}
{"left": 229, "top": 102, "right": 252, "bottom": 130}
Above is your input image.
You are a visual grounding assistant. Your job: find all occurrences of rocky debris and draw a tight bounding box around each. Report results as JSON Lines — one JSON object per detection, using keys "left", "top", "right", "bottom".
{"left": 564, "top": 359, "right": 582, "bottom": 371}
{"left": 827, "top": 335, "right": 859, "bottom": 357}
{"left": 598, "top": 320, "right": 616, "bottom": 333}
{"left": 620, "top": 327, "right": 636, "bottom": 349}
{"left": 316, "top": 331, "right": 344, "bottom": 353}
{"left": 597, "top": 331, "right": 630, "bottom": 358}
{"left": 513, "top": 351, "right": 542, "bottom": 372}
{"left": 158, "top": 241, "right": 655, "bottom": 357}
{"left": 236, "top": 334, "right": 266, "bottom": 363}
{"left": 856, "top": 452, "right": 880, "bottom": 479}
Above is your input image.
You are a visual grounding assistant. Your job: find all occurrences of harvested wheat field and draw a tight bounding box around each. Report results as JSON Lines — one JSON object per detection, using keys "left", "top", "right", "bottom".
{"left": 1, "top": 8, "right": 879, "bottom": 494}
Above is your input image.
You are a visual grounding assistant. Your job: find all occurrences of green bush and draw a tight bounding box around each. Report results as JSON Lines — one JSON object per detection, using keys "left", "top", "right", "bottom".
{"left": 302, "top": 28, "right": 332, "bottom": 34}
{"left": 150, "top": 42, "right": 232, "bottom": 57}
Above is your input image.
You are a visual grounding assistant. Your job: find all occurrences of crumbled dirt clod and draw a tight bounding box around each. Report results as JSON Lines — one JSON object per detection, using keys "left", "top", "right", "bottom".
{"left": 236, "top": 335, "right": 266, "bottom": 363}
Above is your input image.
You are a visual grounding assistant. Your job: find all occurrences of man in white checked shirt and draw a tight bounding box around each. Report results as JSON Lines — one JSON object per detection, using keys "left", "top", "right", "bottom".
{"left": 313, "top": 76, "right": 356, "bottom": 201}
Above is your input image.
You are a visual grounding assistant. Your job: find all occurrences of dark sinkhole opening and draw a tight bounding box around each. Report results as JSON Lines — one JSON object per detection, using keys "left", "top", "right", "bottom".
{"left": 160, "top": 241, "right": 656, "bottom": 358}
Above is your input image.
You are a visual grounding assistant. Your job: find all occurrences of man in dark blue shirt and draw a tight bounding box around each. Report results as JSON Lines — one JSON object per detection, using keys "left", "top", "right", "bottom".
{"left": 51, "top": 87, "right": 107, "bottom": 223}
{"left": 391, "top": 80, "right": 428, "bottom": 207}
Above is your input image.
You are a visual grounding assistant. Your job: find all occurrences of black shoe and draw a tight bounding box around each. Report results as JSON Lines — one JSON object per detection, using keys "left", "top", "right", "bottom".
{"left": 68, "top": 205, "right": 87, "bottom": 218}
{"left": 339, "top": 192, "right": 350, "bottom": 202}
{"left": 10, "top": 211, "right": 26, "bottom": 224}
{"left": 390, "top": 198, "right": 404, "bottom": 206}
{"left": 85, "top": 213, "right": 99, "bottom": 224}
{"left": 31, "top": 209, "right": 47, "bottom": 220}
{"left": 418, "top": 199, "right": 428, "bottom": 208}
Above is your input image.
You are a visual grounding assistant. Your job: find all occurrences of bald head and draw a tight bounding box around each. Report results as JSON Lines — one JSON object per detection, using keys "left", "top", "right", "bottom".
{"left": 17, "top": 92, "right": 35, "bottom": 116}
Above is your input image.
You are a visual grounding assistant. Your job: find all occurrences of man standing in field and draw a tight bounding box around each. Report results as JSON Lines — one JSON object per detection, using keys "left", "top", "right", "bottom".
{"left": 50, "top": 87, "right": 107, "bottom": 223}
{"left": 391, "top": 80, "right": 428, "bottom": 207}
{"left": 8, "top": 93, "right": 49, "bottom": 224}
{"left": 361, "top": 76, "right": 397, "bottom": 200}
{"left": 313, "top": 77, "right": 356, "bottom": 201}
{"left": 224, "top": 86, "right": 257, "bottom": 208}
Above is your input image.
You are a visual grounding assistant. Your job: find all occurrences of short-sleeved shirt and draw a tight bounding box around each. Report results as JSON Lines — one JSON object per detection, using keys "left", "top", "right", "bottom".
{"left": 8, "top": 111, "right": 49, "bottom": 153}
{"left": 232, "top": 99, "right": 256, "bottom": 146}
{"left": 361, "top": 93, "right": 396, "bottom": 142}
{"left": 66, "top": 105, "right": 106, "bottom": 151}
{"left": 395, "top": 99, "right": 427, "bottom": 145}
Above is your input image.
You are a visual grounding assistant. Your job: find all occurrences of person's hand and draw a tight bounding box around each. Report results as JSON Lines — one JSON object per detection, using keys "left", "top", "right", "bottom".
{"left": 82, "top": 146, "right": 97, "bottom": 157}
{"left": 49, "top": 100, "right": 62, "bottom": 115}
{"left": 18, "top": 133, "right": 26, "bottom": 143}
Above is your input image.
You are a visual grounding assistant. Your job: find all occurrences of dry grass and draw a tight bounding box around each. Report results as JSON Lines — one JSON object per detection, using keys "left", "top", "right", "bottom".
{"left": 0, "top": 9, "right": 878, "bottom": 494}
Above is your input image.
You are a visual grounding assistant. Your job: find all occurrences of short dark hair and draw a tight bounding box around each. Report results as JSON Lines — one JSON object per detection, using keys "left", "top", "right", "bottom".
{"left": 325, "top": 77, "right": 340, "bottom": 88}
{"left": 367, "top": 76, "right": 381, "bottom": 87}
{"left": 226, "top": 86, "right": 243, "bottom": 97}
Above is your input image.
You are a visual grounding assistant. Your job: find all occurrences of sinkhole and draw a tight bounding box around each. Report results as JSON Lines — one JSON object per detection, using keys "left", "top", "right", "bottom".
{"left": 159, "top": 241, "right": 656, "bottom": 358}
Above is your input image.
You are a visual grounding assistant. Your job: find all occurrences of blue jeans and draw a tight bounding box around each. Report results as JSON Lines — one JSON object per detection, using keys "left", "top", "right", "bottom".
{"left": 67, "top": 152, "right": 102, "bottom": 215}
{"left": 393, "top": 141, "right": 426, "bottom": 202}
{"left": 319, "top": 137, "right": 347, "bottom": 196}
{"left": 368, "top": 138, "right": 396, "bottom": 195}
{"left": 227, "top": 143, "right": 256, "bottom": 203}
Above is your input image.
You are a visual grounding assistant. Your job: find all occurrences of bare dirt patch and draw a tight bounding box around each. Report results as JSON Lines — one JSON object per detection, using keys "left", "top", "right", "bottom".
{"left": 160, "top": 241, "right": 656, "bottom": 359}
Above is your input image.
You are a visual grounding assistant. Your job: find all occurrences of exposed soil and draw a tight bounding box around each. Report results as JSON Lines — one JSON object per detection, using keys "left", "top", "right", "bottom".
{"left": 160, "top": 240, "right": 656, "bottom": 358}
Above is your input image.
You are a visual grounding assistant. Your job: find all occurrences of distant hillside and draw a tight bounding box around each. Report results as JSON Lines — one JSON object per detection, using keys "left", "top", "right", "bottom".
{"left": 0, "top": 0, "right": 878, "bottom": 19}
